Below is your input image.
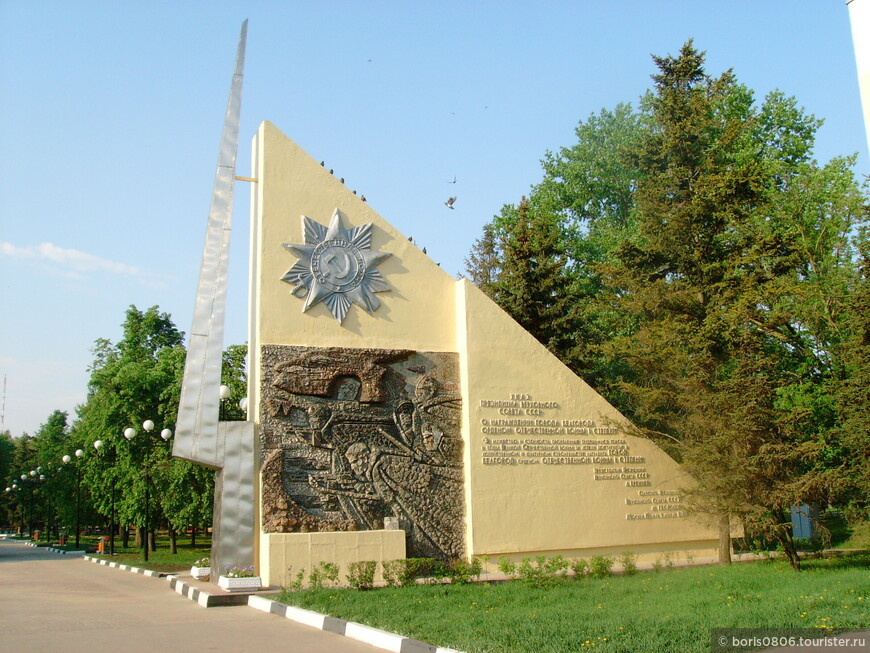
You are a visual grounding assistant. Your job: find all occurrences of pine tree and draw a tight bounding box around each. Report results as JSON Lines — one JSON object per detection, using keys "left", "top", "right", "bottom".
{"left": 602, "top": 40, "right": 814, "bottom": 566}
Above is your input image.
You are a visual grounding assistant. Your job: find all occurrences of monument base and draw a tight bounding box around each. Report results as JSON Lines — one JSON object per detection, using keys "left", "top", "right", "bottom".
{"left": 260, "top": 530, "right": 406, "bottom": 587}
{"left": 481, "top": 539, "right": 722, "bottom": 571}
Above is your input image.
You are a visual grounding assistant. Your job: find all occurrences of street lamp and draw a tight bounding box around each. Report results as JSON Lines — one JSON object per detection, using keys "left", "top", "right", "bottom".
{"left": 123, "top": 420, "right": 172, "bottom": 562}
{"left": 6, "top": 483, "right": 22, "bottom": 533}
{"left": 14, "top": 471, "right": 44, "bottom": 538}
{"left": 93, "top": 439, "right": 117, "bottom": 555}
{"left": 62, "top": 449, "right": 84, "bottom": 548}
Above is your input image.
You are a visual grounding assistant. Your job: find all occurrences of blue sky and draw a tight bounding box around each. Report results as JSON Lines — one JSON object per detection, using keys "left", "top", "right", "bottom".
{"left": 1, "top": 1, "right": 867, "bottom": 438}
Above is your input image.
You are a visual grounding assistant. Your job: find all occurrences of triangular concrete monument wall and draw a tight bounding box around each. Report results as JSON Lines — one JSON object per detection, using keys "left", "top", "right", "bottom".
{"left": 248, "top": 121, "right": 718, "bottom": 586}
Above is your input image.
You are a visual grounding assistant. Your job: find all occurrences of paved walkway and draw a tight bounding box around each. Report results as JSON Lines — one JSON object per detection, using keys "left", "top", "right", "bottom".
{"left": 0, "top": 540, "right": 383, "bottom": 653}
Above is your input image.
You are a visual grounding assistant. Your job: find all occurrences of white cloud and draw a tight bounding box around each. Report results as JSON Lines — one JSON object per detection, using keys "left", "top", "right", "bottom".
{"left": 0, "top": 241, "right": 145, "bottom": 276}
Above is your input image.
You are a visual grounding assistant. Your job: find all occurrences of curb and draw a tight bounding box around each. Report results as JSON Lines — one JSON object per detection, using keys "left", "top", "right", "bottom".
{"left": 47, "top": 546, "right": 87, "bottom": 555}
{"left": 22, "top": 542, "right": 86, "bottom": 555}
{"left": 248, "top": 595, "right": 465, "bottom": 653}
{"left": 167, "top": 576, "right": 254, "bottom": 607}
{"left": 82, "top": 555, "right": 165, "bottom": 578}
{"left": 78, "top": 548, "right": 464, "bottom": 652}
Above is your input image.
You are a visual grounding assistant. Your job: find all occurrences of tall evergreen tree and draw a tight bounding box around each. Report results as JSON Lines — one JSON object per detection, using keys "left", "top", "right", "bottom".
{"left": 601, "top": 41, "right": 867, "bottom": 568}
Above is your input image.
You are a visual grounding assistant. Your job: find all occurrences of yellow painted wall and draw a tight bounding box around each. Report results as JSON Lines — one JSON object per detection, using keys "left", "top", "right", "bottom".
{"left": 261, "top": 531, "right": 406, "bottom": 587}
{"left": 251, "top": 121, "right": 457, "bottom": 355}
{"left": 249, "top": 121, "right": 460, "bottom": 584}
{"left": 456, "top": 280, "right": 719, "bottom": 556}
{"left": 250, "top": 121, "right": 721, "bottom": 582}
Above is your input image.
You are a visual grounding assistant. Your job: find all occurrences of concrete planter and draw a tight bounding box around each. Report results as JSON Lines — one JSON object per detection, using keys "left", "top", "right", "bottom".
{"left": 218, "top": 575, "right": 262, "bottom": 591}
{"left": 190, "top": 566, "right": 211, "bottom": 580}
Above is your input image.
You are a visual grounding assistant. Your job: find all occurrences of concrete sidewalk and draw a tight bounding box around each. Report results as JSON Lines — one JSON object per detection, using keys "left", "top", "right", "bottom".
{"left": 0, "top": 540, "right": 385, "bottom": 653}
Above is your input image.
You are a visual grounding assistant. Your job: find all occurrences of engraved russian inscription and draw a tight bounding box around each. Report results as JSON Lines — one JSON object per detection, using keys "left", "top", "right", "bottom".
{"left": 477, "top": 393, "right": 685, "bottom": 520}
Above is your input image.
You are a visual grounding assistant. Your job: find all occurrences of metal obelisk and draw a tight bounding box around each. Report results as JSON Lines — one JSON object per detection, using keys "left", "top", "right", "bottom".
{"left": 174, "top": 20, "right": 255, "bottom": 576}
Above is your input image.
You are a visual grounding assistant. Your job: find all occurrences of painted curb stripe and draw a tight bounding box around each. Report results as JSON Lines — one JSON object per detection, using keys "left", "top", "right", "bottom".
{"left": 246, "top": 595, "right": 464, "bottom": 653}
{"left": 83, "top": 556, "right": 161, "bottom": 578}
{"left": 344, "top": 621, "right": 403, "bottom": 651}
{"left": 78, "top": 555, "right": 461, "bottom": 653}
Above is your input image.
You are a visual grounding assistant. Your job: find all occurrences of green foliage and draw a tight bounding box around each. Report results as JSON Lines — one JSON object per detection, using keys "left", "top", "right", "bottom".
{"left": 1, "top": 304, "right": 247, "bottom": 543}
{"left": 219, "top": 344, "right": 248, "bottom": 421}
{"left": 466, "top": 40, "right": 869, "bottom": 563}
{"left": 498, "top": 555, "right": 569, "bottom": 587}
{"left": 286, "top": 566, "right": 306, "bottom": 591}
{"left": 589, "top": 555, "right": 614, "bottom": 578}
{"left": 497, "top": 555, "right": 516, "bottom": 577}
{"left": 309, "top": 561, "right": 340, "bottom": 589}
{"left": 276, "top": 553, "right": 870, "bottom": 653}
{"left": 346, "top": 560, "right": 377, "bottom": 590}
{"left": 618, "top": 552, "right": 638, "bottom": 576}
{"left": 789, "top": 537, "right": 823, "bottom": 553}
{"left": 382, "top": 558, "right": 445, "bottom": 587}
{"left": 569, "top": 558, "right": 588, "bottom": 578}
{"left": 381, "top": 559, "right": 404, "bottom": 587}
{"left": 440, "top": 558, "right": 483, "bottom": 585}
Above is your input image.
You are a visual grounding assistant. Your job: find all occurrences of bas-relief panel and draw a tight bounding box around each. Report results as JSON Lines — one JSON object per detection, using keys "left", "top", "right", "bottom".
{"left": 260, "top": 345, "right": 465, "bottom": 560}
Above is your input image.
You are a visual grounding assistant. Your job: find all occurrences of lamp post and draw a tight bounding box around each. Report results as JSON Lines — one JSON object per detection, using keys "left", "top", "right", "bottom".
{"left": 124, "top": 420, "right": 172, "bottom": 563}
{"left": 62, "top": 449, "right": 84, "bottom": 548}
{"left": 5, "top": 483, "right": 24, "bottom": 535}
{"left": 93, "top": 439, "right": 116, "bottom": 555}
{"left": 18, "top": 471, "right": 44, "bottom": 538}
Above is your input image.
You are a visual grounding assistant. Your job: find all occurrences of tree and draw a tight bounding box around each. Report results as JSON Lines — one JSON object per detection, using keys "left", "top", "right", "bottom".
{"left": 0, "top": 430, "right": 16, "bottom": 527}
{"left": 467, "top": 104, "right": 647, "bottom": 401}
{"left": 75, "top": 305, "right": 186, "bottom": 551}
{"left": 468, "top": 38, "right": 868, "bottom": 568}
{"left": 74, "top": 305, "right": 249, "bottom": 554}
{"left": 830, "top": 219, "right": 870, "bottom": 522}
{"left": 599, "top": 41, "right": 867, "bottom": 569}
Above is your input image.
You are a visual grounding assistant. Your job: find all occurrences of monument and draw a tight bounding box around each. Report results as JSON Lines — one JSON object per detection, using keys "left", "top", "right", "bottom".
{"left": 176, "top": 24, "right": 722, "bottom": 587}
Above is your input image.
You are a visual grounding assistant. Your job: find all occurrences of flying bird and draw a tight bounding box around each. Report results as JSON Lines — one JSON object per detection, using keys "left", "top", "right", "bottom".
{"left": 445, "top": 197, "right": 456, "bottom": 209}
{"left": 448, "top": 176, "right": 456, "bottom": 184}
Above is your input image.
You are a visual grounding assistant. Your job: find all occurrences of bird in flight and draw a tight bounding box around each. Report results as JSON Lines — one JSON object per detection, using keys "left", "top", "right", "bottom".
{"left": 445, "top": 197, "right": 456, "bottom": 209}
{"left": 448, "top": 176, "right": 456, "bottom": 184}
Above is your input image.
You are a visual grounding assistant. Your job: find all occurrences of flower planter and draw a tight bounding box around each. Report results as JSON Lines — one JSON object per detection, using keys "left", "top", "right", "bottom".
{"left": 218, "top": 575, "right": 262, "bottom": 592}
{"left": 190, "top": 566, "right": 211, "bottom": 580}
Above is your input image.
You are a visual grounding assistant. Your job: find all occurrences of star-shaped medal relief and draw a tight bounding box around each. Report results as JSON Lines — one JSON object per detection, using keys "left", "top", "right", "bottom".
{"left": 281, "top": 209, "right": 391, "bottom": 324}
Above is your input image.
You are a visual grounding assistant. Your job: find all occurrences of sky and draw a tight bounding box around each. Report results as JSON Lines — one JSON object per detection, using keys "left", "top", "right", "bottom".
{"left": 1, "top": 1, "right": 868, "bottom": 439}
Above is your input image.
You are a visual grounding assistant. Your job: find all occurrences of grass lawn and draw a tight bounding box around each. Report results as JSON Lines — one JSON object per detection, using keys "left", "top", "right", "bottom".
{"left": 274, "top": 553, "right": 870, "bottom": 653}
{"left": 88, "top": 535, "right": 211, "bottom": 572}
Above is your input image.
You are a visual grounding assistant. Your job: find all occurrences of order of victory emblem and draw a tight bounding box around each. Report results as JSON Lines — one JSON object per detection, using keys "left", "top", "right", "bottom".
{"left": 281, "top": 210, "right": 391, "bottom": 324}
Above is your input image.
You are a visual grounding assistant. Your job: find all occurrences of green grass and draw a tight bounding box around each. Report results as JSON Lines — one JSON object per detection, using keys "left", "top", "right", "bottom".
{"left": 88, "top": 534, "right": 211, "bottom": 571}
{"left": 274, "top": 553, "right": 870, "bottom": 653}
{"left": 834, "top": 519, "right": 870, "bottom": 550}
{"left": 15, "top": 530, "right": 211, "bottom": 570}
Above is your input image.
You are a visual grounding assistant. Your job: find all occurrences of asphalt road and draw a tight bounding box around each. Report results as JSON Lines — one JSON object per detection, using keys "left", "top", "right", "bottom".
{"left": 0, "top": 540, "right": 384, "bottom": 653}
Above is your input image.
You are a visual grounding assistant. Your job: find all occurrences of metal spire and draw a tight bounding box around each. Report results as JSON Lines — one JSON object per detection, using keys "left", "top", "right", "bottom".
{"left": 174, "top": 20, "right": 247, "bottom": 466}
